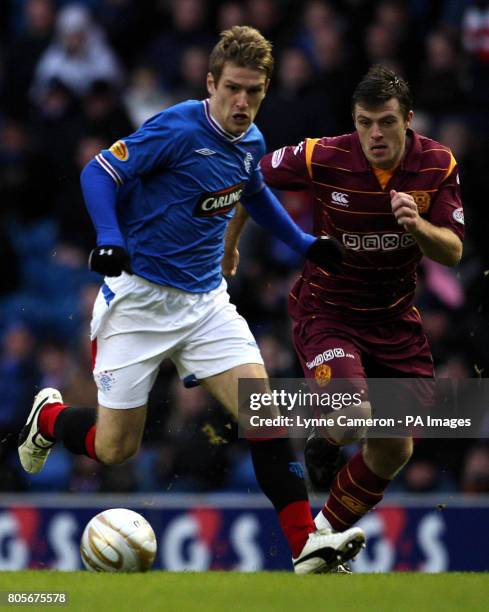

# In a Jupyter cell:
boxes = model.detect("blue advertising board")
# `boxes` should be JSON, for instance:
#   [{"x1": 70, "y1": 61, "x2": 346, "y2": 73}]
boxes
[{"x1": 0, "y1": 494, "x2": 487, "y2": 571}]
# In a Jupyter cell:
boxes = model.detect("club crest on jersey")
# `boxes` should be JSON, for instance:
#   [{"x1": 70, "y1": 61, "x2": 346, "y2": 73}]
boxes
[
  {"x1": 411, "y1": 191, "x2": 431, "y2": 214},
  {"x1": 194, "y1": 182, "x2": 244, "y2": 217},
  {"x1": 109, "y1": 140, "x2": 129, "y2": 161},
  {"x1": 315, "y1": 364, "x2": 332, "y2": 387}
]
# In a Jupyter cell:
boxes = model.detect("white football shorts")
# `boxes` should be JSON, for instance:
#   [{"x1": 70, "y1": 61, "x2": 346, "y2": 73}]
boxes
[{"x1": 90, "y1": 272, "x2": 264, "y2": 408}]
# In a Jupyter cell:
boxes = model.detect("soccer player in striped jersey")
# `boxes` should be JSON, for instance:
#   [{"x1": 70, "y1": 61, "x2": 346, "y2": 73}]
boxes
[
  {"x1": 18, "y1": 26, "x2": 364, "y2": 574},
  {"x1": 248, "y1": 65, "x2": 464, "y2": 535}
]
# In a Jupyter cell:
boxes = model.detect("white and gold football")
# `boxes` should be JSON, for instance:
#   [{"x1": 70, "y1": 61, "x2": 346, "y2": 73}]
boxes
[{"x1": 80, "y1": 508, "x2": 157, "y2": 572}]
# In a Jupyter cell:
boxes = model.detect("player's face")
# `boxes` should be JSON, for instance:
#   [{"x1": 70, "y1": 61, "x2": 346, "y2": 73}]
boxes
[
  {"x1": 207, "y1": 62, "x2": 269, "y2": 135},
  {"x1": 354, "y1": 98, "x2": 413, "y2": 170}
]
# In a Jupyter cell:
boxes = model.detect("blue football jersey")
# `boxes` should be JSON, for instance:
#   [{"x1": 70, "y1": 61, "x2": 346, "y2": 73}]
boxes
[{"x1": 95, "y1": 99, "x2": 266, "y2": 292}]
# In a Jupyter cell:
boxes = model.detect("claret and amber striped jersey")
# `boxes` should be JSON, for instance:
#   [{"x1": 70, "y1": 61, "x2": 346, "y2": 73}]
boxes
[{"x1": 260, "y1": 129, "x2": 464, "y2": 322}]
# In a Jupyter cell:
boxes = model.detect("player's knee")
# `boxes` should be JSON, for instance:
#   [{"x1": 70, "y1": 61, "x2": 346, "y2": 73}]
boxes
[
  {"x1": 393, "y1": 437, "x2": 414, "y2": 467},
  {"x1": 365, "y1": 437, "x2": 413, "y2": 475},
  {"x1": 329, "y1": 401, "x2": 372, "y2": 445},
  {"x1": 96, "y1": 441, "x2": 140, "y2": 466}
]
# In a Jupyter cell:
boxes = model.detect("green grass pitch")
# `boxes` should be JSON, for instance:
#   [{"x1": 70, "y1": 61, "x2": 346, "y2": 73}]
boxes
[{"x1": 1, "y1": 572, "x2": 487, "y2": 611}]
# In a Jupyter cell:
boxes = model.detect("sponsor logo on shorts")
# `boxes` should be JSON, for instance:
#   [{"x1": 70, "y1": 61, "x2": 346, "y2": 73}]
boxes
[
  {"x1": 341, "y1": 495, "x2": 369, "y2": 514},
  {"x1": 315, "y1": 364, "x2": 332, "y2": 387},
  {"x1": 306, "y1": 348, "x2": 354, "y2": 370},
  {"x1": 331, "y1": 191, "x2": 349, "y2": 206},
  {"x1": 453, "y1": 207, "x2": 464, "y2": 225},
  {"x1": 109, "y1": 140, "x2": 129, "y2": 161},
  {"x1": 271, "y1": 147, "x2": 286, "y2": 167},
  {"x1": 411, "y1": 191, "x2": 431, "y2": 213},
  {"x1": 194, "y1": 182, "x2": 244, "y2": 217}
]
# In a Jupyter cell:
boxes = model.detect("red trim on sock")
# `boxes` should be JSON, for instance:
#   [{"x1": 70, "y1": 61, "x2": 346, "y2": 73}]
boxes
[
  {"x1": 38, "y1": 402, "x2": 68, "y2": 439},
  {"x1": 278, "y1": 500, "x2": 315, "y2": 558},
  {"x1": 84, "y1": 425, "x2": 98, "y2": 460},
  {"x1": 91, "y1": 339, "x2": 98, "y2": 370}
]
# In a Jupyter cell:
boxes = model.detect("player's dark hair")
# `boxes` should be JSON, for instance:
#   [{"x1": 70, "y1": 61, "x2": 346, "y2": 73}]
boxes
[
  {"x1": 352, "y1": 65, "x2": 413, "y2": 118},
  {"x1": 209, "y1": 25, "x2": 274, "y2": 83}
]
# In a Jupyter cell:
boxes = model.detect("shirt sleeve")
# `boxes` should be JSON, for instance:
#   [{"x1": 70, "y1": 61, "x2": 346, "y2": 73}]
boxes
[
  {"x1": 427, "y1": 157, "x2": 465, "y2": 242},
  {"x1": 260, "y1": 139, "x2": 313, "y2": 190},
  {"x1": 95, "y1": 112, "x2": 186, "y2": 185}
]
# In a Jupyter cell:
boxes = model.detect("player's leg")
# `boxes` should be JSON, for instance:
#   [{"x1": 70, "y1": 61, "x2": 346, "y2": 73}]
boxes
[
  {"x1": 19, "y1": 331, "x2": 159, "y2": 472},
  {"x1": 363, "y1": 437, "x2": 413, "y2": 479},
  {"x1": 317, "y1": 313, "x2": 435, "y2": 531},
  {"x1": 173, "y1": 282, "x2": 365, "y2": 571},
  {"x1": 18, "y1": 386, "x2": 148, "y2": 472},
  {"x1": 316, "y1": 438, "x2": 410, "y2": 533},
  {"x1": 202, "y1": 363, "x2": 365, "y2": 572},
  {"x1": 94, "y1": 404, "x2": 147, "y2": 464},
  {"x1": 292, "y1": 316, "x2": 367, "y2": 491},
  {"x1": 201, "y1": 363, "x2": 316, "y2": 558}
]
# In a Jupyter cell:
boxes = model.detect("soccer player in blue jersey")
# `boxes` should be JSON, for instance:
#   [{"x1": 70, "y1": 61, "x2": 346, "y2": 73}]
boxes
[{"x1": 18, "y1": 26, "x2": 364, "y2": 573}]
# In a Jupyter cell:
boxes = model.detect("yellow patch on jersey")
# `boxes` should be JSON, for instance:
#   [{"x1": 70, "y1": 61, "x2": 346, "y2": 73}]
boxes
[
  {"x1": 411, "y1": 191, "x2": 431, "y2": 214},
  {"x1": 315, "y1": 364, "x2": 332, "y2": 387},
  {"x1": 109, "y1": 140, "x2": 129, "y2": 161}
]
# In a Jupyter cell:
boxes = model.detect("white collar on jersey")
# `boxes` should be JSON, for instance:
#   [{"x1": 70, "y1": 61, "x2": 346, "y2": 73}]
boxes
[{"x1": 203, "y1": 99, "x2": 250, "y2": 143}]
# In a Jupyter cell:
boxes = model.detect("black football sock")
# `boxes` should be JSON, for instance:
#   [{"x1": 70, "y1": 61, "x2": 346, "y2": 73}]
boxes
[{"x1": 53, "y1": 406, "x2": 97, "y2": 458}]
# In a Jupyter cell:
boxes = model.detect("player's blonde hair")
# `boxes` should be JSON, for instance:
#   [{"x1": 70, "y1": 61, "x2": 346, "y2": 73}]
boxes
[{"x1": 209, "y1": 26, "x2": 274, "y2": 83}]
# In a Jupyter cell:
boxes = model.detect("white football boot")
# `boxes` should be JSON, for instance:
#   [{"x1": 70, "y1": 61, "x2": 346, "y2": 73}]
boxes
[
  {"x1": 18, "y1": 388, "x2": 62, "y2": 474},
  {"x1": 314, "y1": 510, "x2": 352, "y2": 573},
  {"x1": 292, "y1": 526, "x2": 365, "y2": 574}
]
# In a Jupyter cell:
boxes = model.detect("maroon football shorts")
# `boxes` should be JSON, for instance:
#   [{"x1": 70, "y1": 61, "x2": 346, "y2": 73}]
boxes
[{"x1": 292, "y1": 306, "x2": 434, "y2": 413}]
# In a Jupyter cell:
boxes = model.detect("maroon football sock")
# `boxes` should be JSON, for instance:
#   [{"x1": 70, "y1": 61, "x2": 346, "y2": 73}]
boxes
[{"x1": 322, "y1": 450, "x2": 390, "y2": 531}]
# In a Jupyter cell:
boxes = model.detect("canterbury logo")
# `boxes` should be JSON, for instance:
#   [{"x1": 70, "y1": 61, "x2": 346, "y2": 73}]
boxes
[
  {"x1": 341, "y1": 495, "x2": 369, "y2": 514},
  {"x1": 331, "y1": 191, "x2": 349, "y2": 205}
]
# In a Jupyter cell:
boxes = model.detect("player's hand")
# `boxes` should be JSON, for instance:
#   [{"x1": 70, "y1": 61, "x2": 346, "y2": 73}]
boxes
[
  {"x1": 88, "y1": 245, "x2": 132, "y2": 277},
  {"x1": 305, "y1": 235, "x2": 344, "y2": 274},
  {"x1": 221, "y1": 247, "x2": 240, "y2": 277},
  {"x1": 390, "y1": 189, "x2": 420, "y2": 233}
]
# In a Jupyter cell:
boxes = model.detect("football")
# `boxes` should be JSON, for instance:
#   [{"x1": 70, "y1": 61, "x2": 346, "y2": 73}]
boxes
[{"x1": 80, "y1": 508, "x2": 157, "y2": 572}]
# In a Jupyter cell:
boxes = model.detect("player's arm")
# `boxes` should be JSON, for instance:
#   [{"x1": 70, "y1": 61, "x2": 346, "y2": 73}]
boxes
[
  {"x1": 80, "y1": 160, "x2": 131, "y2": 276},
  {"x1": 222, "y1": 203, "x2": 249, "y2": 276},
  {"x1": 81, "y1": 114, "x2": 177, "y2": 276},
  {"x1": 391, "y1": 177, "x2": 463, "y2": 267},
  {"x1": 241, "y1": 185, "x2": 344, "y2": 273}
]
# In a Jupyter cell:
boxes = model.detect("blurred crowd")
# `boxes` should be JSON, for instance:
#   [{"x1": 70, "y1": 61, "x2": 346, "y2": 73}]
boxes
[{"x1": 0, "y1": 0, "x2": 488, "y2": 496}]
